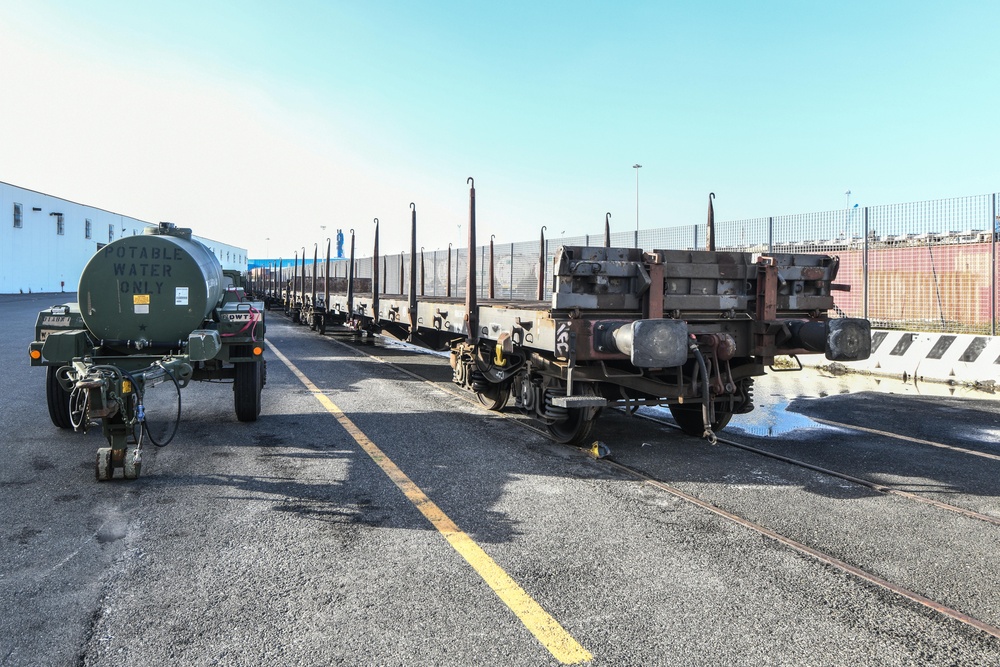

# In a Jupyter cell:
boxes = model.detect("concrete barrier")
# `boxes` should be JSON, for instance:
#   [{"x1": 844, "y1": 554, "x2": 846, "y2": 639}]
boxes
[{"x1": 799, "y1": 329, "x2": 1000, "y2": 387}]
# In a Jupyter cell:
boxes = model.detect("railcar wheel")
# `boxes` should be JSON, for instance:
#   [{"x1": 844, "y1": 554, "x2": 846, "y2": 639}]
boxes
[
  {"x1": 668, "y1": 404, "x2": 733, "y2": 438},
  {"x1": 234, "y1": 361, "x2": 263, "y2": 422},
  {"x1": 46, "y1": 366, "x2": 73, "y2": 429},
  {"x1": 475, "y1": 382, "x2": 510, "y2": 411},
  {"x1": 95, "y1": 448, "x2": 113, "y2": 481},
  {"x1": 546, "y1": 409, "x2": 596, "y2": 445}
]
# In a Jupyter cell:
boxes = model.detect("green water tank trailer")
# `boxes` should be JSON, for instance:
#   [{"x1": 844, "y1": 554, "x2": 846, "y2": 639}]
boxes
[{"x1": 78, "y1": 223, "x2": 224, "y2": 348}]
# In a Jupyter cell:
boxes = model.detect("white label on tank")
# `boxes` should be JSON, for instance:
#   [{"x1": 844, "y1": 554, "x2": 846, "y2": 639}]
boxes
[
  {"x1": 134, "y1": 304, "x2": 150, "y2": 314},
  {"x1": 175, "y1": 287, "x2": 189, "y2": 306}
]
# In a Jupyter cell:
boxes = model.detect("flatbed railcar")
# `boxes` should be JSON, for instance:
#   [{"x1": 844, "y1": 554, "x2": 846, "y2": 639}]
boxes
[{"x1": 248, "y1": 180, "x2": 871, "y2": 445}]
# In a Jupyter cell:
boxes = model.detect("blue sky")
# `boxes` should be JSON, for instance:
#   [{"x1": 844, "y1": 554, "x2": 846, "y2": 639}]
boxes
[{"x1": 1, "y1": 1, "x2": 997, "y2": 257}]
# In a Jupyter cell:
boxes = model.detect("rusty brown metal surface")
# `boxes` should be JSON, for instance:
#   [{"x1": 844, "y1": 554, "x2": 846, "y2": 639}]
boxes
[
  {"x1": 755, "y1": 256, "x2": 779, "y2": 363},
  {"x1": 756, "y1": 257, "x2": 778, "y2": 321},
  {"x1": 645, "y1": 252, "x2": 664, "y2": 320}
]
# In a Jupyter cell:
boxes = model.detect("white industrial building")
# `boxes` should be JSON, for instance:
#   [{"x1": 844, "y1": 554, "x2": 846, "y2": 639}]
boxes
[{"x1": 0, "y1": 181, "x2": 247, "y2": 294}]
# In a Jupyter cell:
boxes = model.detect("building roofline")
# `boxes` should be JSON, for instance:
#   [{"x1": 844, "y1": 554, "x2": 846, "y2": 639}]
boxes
[{"x1": 0, "y1": 179, "x2": 239, "y2": 250}]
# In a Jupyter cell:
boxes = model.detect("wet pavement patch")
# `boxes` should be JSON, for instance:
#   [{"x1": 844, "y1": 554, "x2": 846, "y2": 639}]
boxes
[{"x1": 726, "y1": 401, "x2": 831, "y2": 438}]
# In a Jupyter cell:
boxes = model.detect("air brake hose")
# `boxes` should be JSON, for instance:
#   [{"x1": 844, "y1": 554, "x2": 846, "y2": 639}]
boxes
[{"x1": 689, "y1": 338, "x2": 717, "y2": 445}]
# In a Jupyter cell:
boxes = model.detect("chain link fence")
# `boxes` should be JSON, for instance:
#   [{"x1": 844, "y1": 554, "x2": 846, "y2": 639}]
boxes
[{"x1": 269, "y1": 192, "x2": 1000, "y2": 335}]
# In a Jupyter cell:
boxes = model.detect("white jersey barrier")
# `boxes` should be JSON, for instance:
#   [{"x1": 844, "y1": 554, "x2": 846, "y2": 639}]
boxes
[{"x1": 800, "y1": 329, "x2": 1000, "y2": 386}]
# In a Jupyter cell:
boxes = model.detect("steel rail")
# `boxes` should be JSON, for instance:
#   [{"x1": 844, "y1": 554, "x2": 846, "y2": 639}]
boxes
[
  {"x1": 631, "y1": 412, "x2": 1000, "y2": 529},
  {"x1": 809, "y1": 417, "x2": 1000, "y2": 463},
  {"x1": 598, "y1": 456, "x2": 1000, "y2": 642}
]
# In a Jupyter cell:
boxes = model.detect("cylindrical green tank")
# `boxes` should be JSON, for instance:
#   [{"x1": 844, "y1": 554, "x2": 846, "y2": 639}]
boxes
[{"x1": 78, "y1": 223, "x2": 224, "y2": 349}]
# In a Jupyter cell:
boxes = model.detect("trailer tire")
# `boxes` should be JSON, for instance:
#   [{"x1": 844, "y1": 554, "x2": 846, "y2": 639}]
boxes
[
  {"x1": 234, "y1": 361, "x2": 263, "y2": 422},
  {"x1": 95, "y1": 447, "x2": 113, "y2": 481},
  {"x1": 46, "y1": 366, "x2": 73, "y2": 429}
]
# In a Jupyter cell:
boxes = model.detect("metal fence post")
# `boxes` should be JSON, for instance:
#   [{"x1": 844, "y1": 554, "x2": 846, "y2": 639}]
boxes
[
  {"x1": 510, "y1": 243, "x2": 514, "y2": 299},
  {"x1": 693, "y1": 225, "x2": 699, "y2": 250},
  {"x1": 863, "y1": 207, "x2": 869, "y2": 321},
  {"x1": 768, "y1": 217, "x2": 773, "y2": 254},
  {"x1": 992, "y1": 193, "x2": 997, "y2": 336},
  {"x1": 544, "y1": 238, "x2": 550, "y2": 298}
]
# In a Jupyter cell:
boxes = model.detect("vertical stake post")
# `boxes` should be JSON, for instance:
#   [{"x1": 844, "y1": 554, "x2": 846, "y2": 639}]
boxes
[
  {"x1": 372, "y1": 218, "x2": 380, "y2": 323},
  {"x1": 409, "y1": 203, "x2": 418, "y2": 340},
  {"x1": 537, "y1": 226, "x2": 546, "y2": 301},
  {"x1": 466, "y1": 178, "x2": 478, "y2": 342}
]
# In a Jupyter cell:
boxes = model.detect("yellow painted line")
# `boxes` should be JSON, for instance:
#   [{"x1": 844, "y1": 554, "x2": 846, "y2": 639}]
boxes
[{"x1": 267, "y1": 340, "x2": 592, "y2": 665}]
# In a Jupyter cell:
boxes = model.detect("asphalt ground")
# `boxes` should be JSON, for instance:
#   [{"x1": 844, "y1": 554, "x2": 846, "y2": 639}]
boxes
[{"x1": 2, "y1": 294, "x2": 1000, "y2": 666}]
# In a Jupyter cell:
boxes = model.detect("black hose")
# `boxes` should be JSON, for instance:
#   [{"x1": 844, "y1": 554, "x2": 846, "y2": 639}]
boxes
[
  {"x1": 144, "y1": 365, "x2": 181, "y2": 447},
  {"x1": 690, "y1": 342, "x2": 717, "y2": 444}
]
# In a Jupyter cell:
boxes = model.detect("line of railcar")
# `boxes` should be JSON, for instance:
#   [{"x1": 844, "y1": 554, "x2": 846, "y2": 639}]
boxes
[{"x1": 248, "y1": 179, "x2": 872, "y2": 445}]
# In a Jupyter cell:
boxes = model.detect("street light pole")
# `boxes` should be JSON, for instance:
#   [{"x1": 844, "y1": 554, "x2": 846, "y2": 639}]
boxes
[{"x1": 633, "y1": 164, "x2": 642, "y2": 248}]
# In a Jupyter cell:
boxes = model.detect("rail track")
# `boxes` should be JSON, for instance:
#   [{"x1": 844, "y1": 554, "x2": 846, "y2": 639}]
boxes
[
  {"x1": 285, "y1": 315, "x2": 1000, "y2": 643},
  {"x1": 807, "y1": 417, "x2": 1000, "y2": 462},
  {"x1": 634, "y1": 412, "x2": 1000, "y2": 528}
]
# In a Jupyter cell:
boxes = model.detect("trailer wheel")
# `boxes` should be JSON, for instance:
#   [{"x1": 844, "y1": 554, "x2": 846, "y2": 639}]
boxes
[
  {"x1": 46, "y1": 366, "x2": 73, "y2": 429},
  {"x1": 234, "y1": 361, "x2": 263, "y2": 422},
  {"x1": 123, "y1": 447, "x2": 142, "y2": 479},
  {"x1": 95, "y1": 447, "x2": 113, "y2": 481},
  {"x1": 668, "y1": 404, "x2": 733, "y2": 438}
]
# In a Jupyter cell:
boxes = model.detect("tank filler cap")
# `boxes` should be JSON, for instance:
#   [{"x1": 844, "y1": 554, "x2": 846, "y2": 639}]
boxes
[{"x1": 145, "y1": 222, "x2": 193, "y2": 240}]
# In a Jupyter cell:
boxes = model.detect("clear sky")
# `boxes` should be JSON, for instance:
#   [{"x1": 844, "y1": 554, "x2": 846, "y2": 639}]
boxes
[{"x1": 1, "y1": 1, "x2": 998, "y2": 257}]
